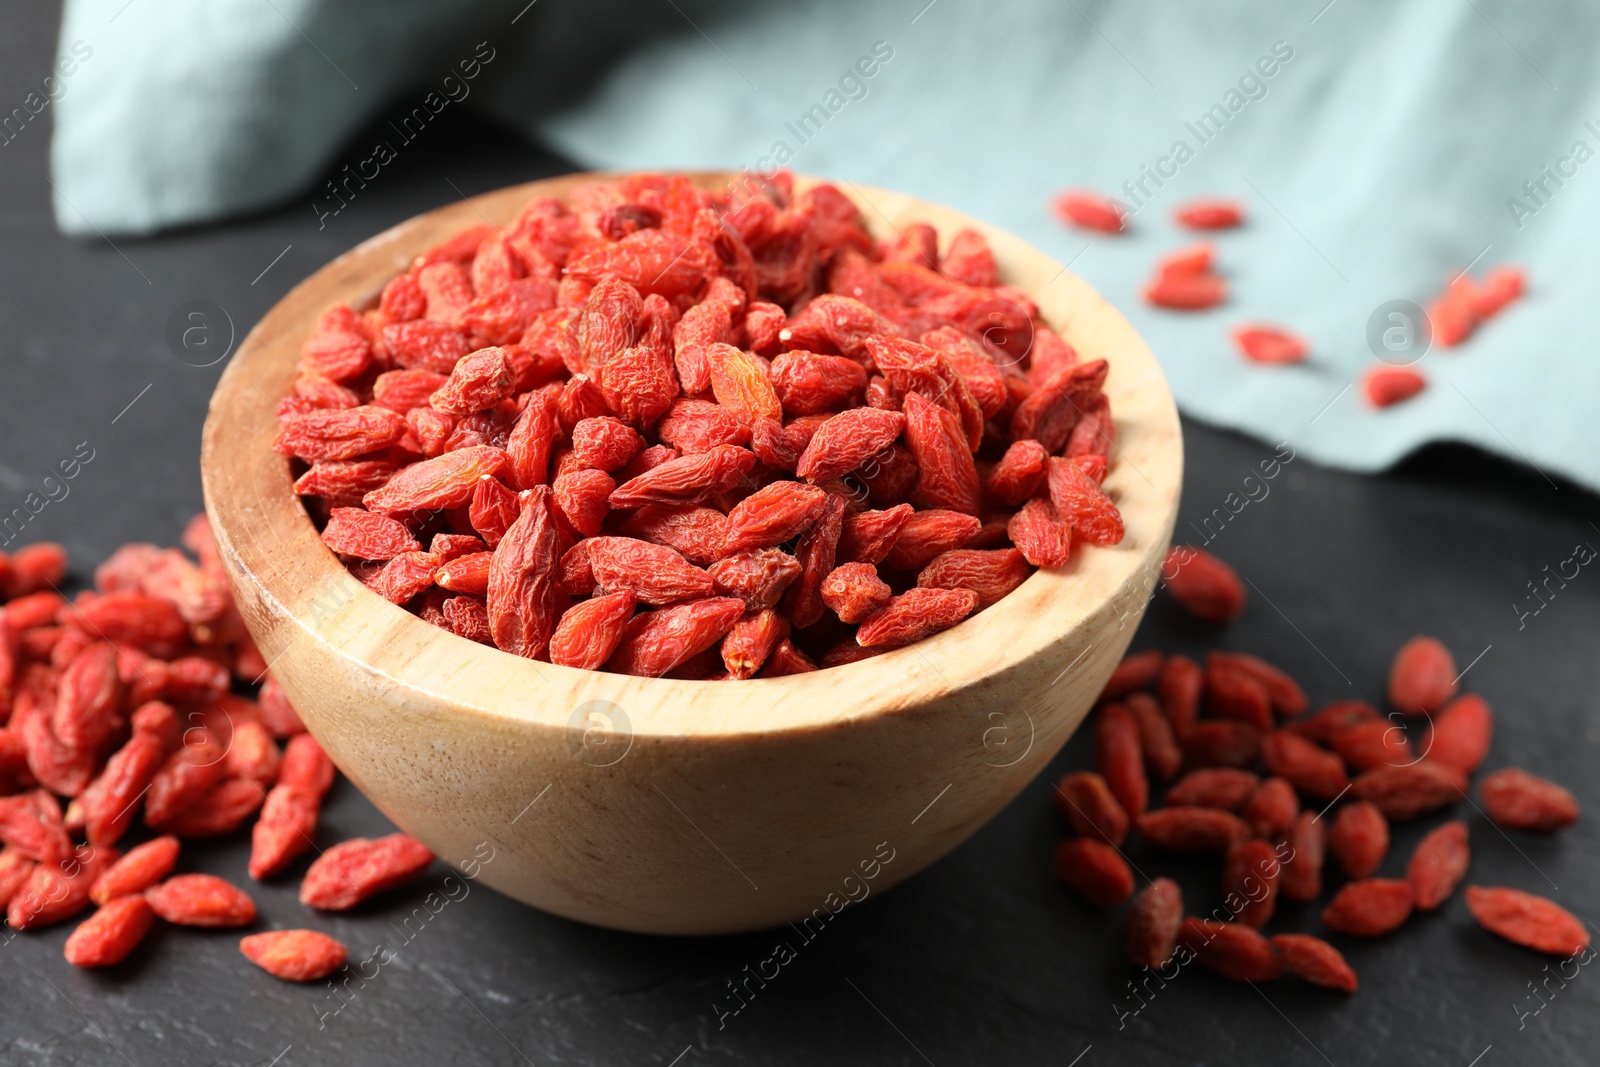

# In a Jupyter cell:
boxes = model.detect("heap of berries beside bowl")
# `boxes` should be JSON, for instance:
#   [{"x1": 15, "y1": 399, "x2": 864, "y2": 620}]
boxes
[{"x1": 275, "y1": 171, "x2": 1126, "y2": 679}]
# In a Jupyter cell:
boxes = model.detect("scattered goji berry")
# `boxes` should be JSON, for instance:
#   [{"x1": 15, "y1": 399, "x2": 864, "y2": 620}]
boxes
[
  {"x1": 1465, "y1": 886, "x2": 1588, "y2": 956},
  {"x1": 91, "y1": 835, "x2": 180, "y2": 905},
  {"x1": 1100, "y1": 649, "x2": 1164, "y2": 700},
  {"x1": 1480, "y1": 768, "x2": 1579, "y2": 832},
  {"x1": 1232, "y1": 325, "x2": 1307, "y2": 365},
  {"x1": 240, "y1": 929, "x2": 349, "y2": 982},
  {"x1": 1406, "y1": 820, "x2": 1469, "y2": 911},
  {"x1": 1424, "y1": 694, "x2": 1492, "y2": 774},
  {"x1": 1125, "y1": 692, "x2": 1183, "y2": 783},
  {"x1": 1243, "y1": 776, "x2": 1299, "y2": 841},
  {"x1": 1272, "y1": 934, "x2": 1356, "y2": 993},
  {"x1": 1280, "y1": 811, "x2": 1327, "y2": 902},
  {"x1": 1387, "y1": 636, "x2": 1457, "y2": 715},
  {"x1": 1095, "y1": 702, "x2": 1148, "y2": 818},
  {"x1": 1179, "y1": 917, "x2": 1284, "y2": 981},
  {"x1": 1351, "y1": 761, "x2": 1465, "y2": 821},
  {"x1": 64, "y1": 894, "x2": 155, "y2": 968},
  {"x1": 1051, "y1": 190, "x2": 1127, "y2": 233},
  {"x1": 1362, "y1": 365, "x2": 1427, "y2": 408},
  {"x1": 147, "y1": 873, "x2": 258, "y2": 927},
  {"x1": 1173, "y1": 198, "x2": 1246, "y2": 229},
  {"x1": 300, "y1": 833, "x2": 435, "y2": 911},
  {"x1": 1126, "y1": 877, "x2": 1183, "y2": 969},
  {"x1": 1054, "y1": 771, "x2": 1130, "y2": 847},
  {"x1": 1166, "y1": 768, "x2": 1258, "y2": 811},
  {"x1": 1055, "y1": 838, "x2": 1134, "y2": 908},
  {"x1": 1322, "y1": 878, "x2": 1414, "y2": 936},
  {"x1": 1329, "y1": 800, "x2": 1389, "y2": 879},
  {"x1": 1162, "y1": 547, "x2": 1244, "y2": 622},
  {"x1": 1137, "y1": 807, "x2": 1251, "y2": 851},
  {"x1": 1224, "y1": 837, "x2": 1281, "y2": 928}
]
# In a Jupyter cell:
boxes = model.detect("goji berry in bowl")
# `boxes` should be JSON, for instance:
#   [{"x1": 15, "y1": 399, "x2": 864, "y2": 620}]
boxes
[{"x1": 201, "y1": 172, "x2": 1182, "y2": 934}]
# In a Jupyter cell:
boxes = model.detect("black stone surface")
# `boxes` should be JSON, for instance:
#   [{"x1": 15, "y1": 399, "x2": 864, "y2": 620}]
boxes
[{"x1": 2, "y1": 7, "x2": 1598, "y2": 1065}]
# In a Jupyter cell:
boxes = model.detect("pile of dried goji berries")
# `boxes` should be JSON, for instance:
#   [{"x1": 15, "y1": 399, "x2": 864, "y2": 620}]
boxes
[
  {"x1": 1053, "y1": 542, "x2": 1585, "y2": 991},
  {"x1": 1052, "y1": 189, "x2": 1527, "y2": 409},
  {"x1": 278, "y1": 171, "x2": 1124, "y2": 678},
  {"x1": 0, "y1": 529, "x2": 435, "y2": 979}
]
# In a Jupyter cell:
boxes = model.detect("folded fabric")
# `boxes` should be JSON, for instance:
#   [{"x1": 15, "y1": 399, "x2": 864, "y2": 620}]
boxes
[{"x1": 51, "y1": 0, "x2": 1600, "y2": 489}]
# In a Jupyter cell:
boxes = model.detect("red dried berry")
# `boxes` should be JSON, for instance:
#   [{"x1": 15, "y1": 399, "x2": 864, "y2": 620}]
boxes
[
  {"x1": 1321, "y1": 878, "x2": 1414, "y2": 937},
  {"x1": 1262, "y1": 731, "x2": 1350, "y2": 802},
  {"x1": 1183, "y1": 720, "x2": 1263, "y2": 770},
  {"x1": 1166, "y1": 768, "x2": 1259, "y2": 811},
  {"x1": 820, "y1": 563, "x2": 892, "y2": 624},
  {"x1": 1272, "y1": 934, "x2": 1356, "y2": 993},
  {"x1": 1480, "y1": 768, "x2": 1579, "y2": 833},
  {"x1": 855, "y1": 587, "x2": 978, "y2": 649},
  {"x1": 1203, "y1": 660, "x2": 1273, "y2": 730},
  {"x1": 91, "y1": 835, "x2": 181, "y2": 905},
  {"x1": 1328, "y1": 800, "x2": 1389, "y2": 879},
  {"x1": 1424, "y1": 694, "x2": 1492, "y2": 774},
  {"x1": 1232, "y1": 324, "x2": 1307, "y2": 365},
  {"x1": 1465, "y1": 886, "x2": 1589, "y2": 956},
  {"x1": 1387, "y1": 636, "x2": 1457, "y2": 715},
  {"x1": 1125, "y1": 692, "x2": 1183, "y2": 783},
  {"x1": 1362, "y1": 365, "x2": 1426, "y2": 407},
  {"x1": 65, "y1": 894, "x2": 155, "y2": 968},
  {"x1": 300, "y1": 833, "x2": 435, "y2": 911},
  {"x1": 1051, "y1": 190, "x2": 1126, "y2": 233},
  {"x1": 1223, "y1": 837, "x2": 1281, "y2": 928},
  {"x1": 1173, "y1": 198, "x2": 1246, "y2": 230},
  {"x1": 1046, "y1": 455, "x2": 1123, "y2": 546},
  {"x1": 1280, "y1": 811, "x2": 1327, "y2": 902},
  {"x1": 1100, "y1": 649, "x2": 1164, "y2": 700},
  {"x1": 1094, "y1": 702, "x2": 1148, "y2": 818},
  {"x1": 146, "y1": 873, "x2": 258, "y2": 927},
  {"x1": 606, "y1": 597, "x2": 746, "y2": 678},
  {"x1": 241, "y1": 929, "x2": 350, "y2": 982},
  {"x1": 1054, "y1": 838, "x2": 1134, "y2": 908},
  {"x1": 1242, "y1": 777, "x2": 1299, "y2": 841},
  {"x1": 1126, "y1": 877, "x2": 1183, "y2": 969},
  {"x1": 1157, "y1": 654, "x2": 1202, "y2": 738},
  {"x1": 1351, "y1": 761, "x2": 1466, "y2": 821},
  {"x1": 1406, "y1": 820, "x2": 1469, "y2": 911},
  {"x1": 1162, "y1": 547, "x2": 1245, "y2": 622},
  {"x1": 1054, "y1": 771, "x2": 1130, "y2": 847},
  {"x1": 1178, "y1": 918, "x2": 1285, "y2": 982},
  {"x1": 1144, "y1": 272, "x2": 1226, "y2": 310},
  {"x1": 1137, "y1": 807, "x2": 1251, "y2": 852}
]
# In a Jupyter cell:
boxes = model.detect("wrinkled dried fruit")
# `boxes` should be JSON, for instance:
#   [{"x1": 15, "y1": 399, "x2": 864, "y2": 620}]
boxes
[
  {"x1": 1137, "y1": 807, "x2": 1250, "y2": 852},
  {"x1": 91, "y1": 835, "x2": 180, "y2": 905},
  {"x1": 1223, "y1": 838, "x2": 1281, "y2": 928},
  {"x1": 1163, "y1": 547, "x2": 1245, "y2": 622},
  {"x1": 1406, "y1": 820, "x2": 1469, "y2": 910},
  {"x1": 1387, "y1": 636, "x2": 1457, "y2": 715},
  {"x1": 1465, "y1": 886, "x2": 1588, "y2": 956},
  {"x1": 146, "y1": 873, "x2": 258, "y2": 927},
  {"x1": 1480, "y1": 768, "x2": 1579, "y2": 833},
  {"x1": 1272, "y1": 934, "x2": 1356, "y2": 993},
  {"x1": 1178, "y1": 917, "x2": 1284, "y2": 981},
  {"x1": 300, "y1": 833, "x2": 435, "y2": 911},
  {"x1": 1094, "y1": 703, "x2": 1148, "y2": 818},
  {"x1": 241, "y1": 929, "x2": 350, "y2": 982},
  {"x1": 1329, "y1": 801, "x2": 1389, "y2": 879},
  {"x1": 1054, "y1": 771, "x2": 1129, "y2": 847},
  {"x1": 1126, "y1": 877, "x2": 1182, "y2": 969},
  {"x1": 1321, "y1": 878, "x2": 1414, "y2": 937},
  {"x1": 65, "y1": 894, "x2": 155, "y2": 968},
  {"x1": 1054, "y1": 838, "x2": 1134, "y2": 908},
  {"x1": 1280, "y1": 811, "x2": 1327, "y2": 902},
  {"x1": 1351, "y1": 761, "x2": 1465, "y2": 821},
  {"x1": 1166, "y1": 768, "x2": 1258, "y2": 811}
]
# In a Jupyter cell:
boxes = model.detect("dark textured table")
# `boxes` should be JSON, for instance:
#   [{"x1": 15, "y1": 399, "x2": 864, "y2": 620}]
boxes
[{"x1": 3, "y1": 8, "x2": 1598, "y2": 1066}]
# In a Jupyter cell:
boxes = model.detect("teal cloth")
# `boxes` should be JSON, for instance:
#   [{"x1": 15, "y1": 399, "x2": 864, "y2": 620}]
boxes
[{"x1": 52, "y1": 0, "x2": 1600, "y2": 488}]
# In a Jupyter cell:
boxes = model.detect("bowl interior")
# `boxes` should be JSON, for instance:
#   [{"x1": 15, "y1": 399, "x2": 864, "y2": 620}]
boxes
[{"x1": 201, "y1": 172, "x2": 1182, "y2": 741}]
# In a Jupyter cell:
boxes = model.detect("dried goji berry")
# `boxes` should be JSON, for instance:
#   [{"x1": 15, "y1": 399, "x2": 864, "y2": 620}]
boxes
[
  {"x1": 1182, "y1": 720, "x2": 1262, "y2": 770},
  {"x1": 1329, "y1": 717, "x2": 1412, "y2": 773},
  {"x1": 606, "y1": 597, "x2": 746, "y2": 677},
  {"x1": 1054, "y1": 771, "x2": 1129, "y2": 846},
  {"x1": 65, "y1": 894, "x2": 155, "y2": 968},
  {"x1": 7, "y1": 844, "x2": 113, "y2": 929},
  {"x1": 1174, "y1": 198, "x2": 1246, "y2": 230},
  {"x1": 587, "y1": 537, "x2": 714, "y2": 606},
  {"x1": 1178, "y1": 917, "x2": 1284, "y2": 981},
  {"x1": 820, "y1": 563, "x2": 891, "y2": 624},
  {"x1": 362, "y1": 446, "x2": 507, "y2": 513},
  {"x1": 1465, "y1": 885, "x2": 1588, "y2": 956},
  {"x1": 1203, "y1": 659, "x2": 1273, "y2": 730},
  {"x1": 1272, "y1": 934, "x2": 1356, "y2": 993},
  {"x1": 1224, "y1": 837, "x2": 1281, "y2": 928},
  {"x1": 836, "y1": 504, "x2": 914, "y2": 567},
  {"x1": 1101, "y1": 649, "x2": 1164, "y2": 700},
  {"x1": 1125, "y1": 692, "x2": 1183, "y2": 783},
  {"x1": 1423, "y1": 693, "x2": 1492, "y2": 774},
  {"x1": 1351, "y1": 761, "x2": 1465, "y2": 820},
  {"x1": 1126, "y1": 877, "x2": 1182, "y2": 969},
  {"x1": 1157, "y1": 654, "x2": 1202, "y2": 738},
  {"x1": 855, "y1": 587, "x2": 977, "y2": 649},
  {"x1": 300, "y1": 833, "x2": 434, "y2": 911},
  {"x1": 1051, "y1": 190, "x2": 1126, "y2": 233},
  {"x1": 1262, "y1": 731, "x2": 1350, "y2": 802},
  {"x1": 1387, "y1": 636, "x2": 1457, "y2": 715},
  {"x1": 241, "y1": 929, "x2": 349, "y2": 982},
  {"x1": 780, "y1": 494, "x2": 846, "y2": 629},
  {"x1": 1166, "y1": 768, "x2": 1259, "y2": 811},
  {"x1": 1162, "y1": 547, "x2": 1244, "y2": 622},
  {"x1": 147, "y1": 872, "x2": 257, "y2": 926},
  {"x1": 1480, "y1": 768, "x2": 1579, "y2": 832},
  {"x1": 1406, "y1": 819, "x2": 1469, "y2": 911},
  {"x1": 1138, "y1": 807, "x2": 1250, "y2": 852},
  {"x1": 1362, "y1": 365, "x2": 1427, "y2": 407},
  {"x1": 1232, "y1": 325, "x2": 1307, "y2": 365},
  {"x1": 1280, "y1": 811, "x2": 1327, "y2": 902},
  {"x1": 1054, "y1": 838, "x2": 1134, "y2": 908},
  {"x1": 882, "y1": 510, "x2": 981, "y2": 572},
  {"x1": 155, "y1": 778, "x2": 266, "y2": 839},
  {"x1": 1012, "y1": 361, "x2": 1108, "y2": 455},
  {"x1": 722, "y1": 482, "x2": 829, "y2": 553},
  {"x1": 1243, "y1": 777, "x2": 1299, "y2": 841},
  {"x1": 721, "y1": 609, "x2": 788, "y2": 680},
  {"x1": 549, "y1": 591, "x2": 637, "y2": 671},
  {"x1": 916, "y1": 547, "x2": 1030, "y2": 610},
  {"x1": 486, "y1": 487, "x2": 565, "y2": 659},
  {"x1": 1329, "y1": 800, "x2": 1389, "y2": 879},
  {"x1": 1144, "y1": 273, "x2": 1226, "y2": 310},
  {"x1": 1322, "y1": 878, "x2": 1414, "y2": 936},
  {"x1": 91, "y1": 835, "x2": 180, "y2": 904}
]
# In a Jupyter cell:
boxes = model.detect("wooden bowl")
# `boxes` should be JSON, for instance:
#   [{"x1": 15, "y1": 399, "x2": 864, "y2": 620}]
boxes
[{"x1": 201, "y1": 172, "x2": 1182, "y2": 935}]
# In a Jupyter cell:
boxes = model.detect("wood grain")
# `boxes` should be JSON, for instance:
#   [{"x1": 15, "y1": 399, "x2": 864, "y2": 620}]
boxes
[{"x1": 200, "y1": 172, "x2": 1183, "y2": 934}]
